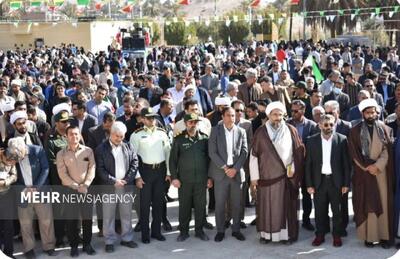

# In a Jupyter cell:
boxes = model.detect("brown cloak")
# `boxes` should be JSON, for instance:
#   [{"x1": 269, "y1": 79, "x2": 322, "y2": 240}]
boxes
[
  {"x1": 348, "y1": 122, "x2": 394, "y2": 242},
  {"x1": 252, "y1": 124, "x2": 304, "y2": 241}
]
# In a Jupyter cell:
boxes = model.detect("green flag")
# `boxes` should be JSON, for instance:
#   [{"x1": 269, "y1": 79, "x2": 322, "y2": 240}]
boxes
[
  {"x1": 77, "y1": 0, "x2": 89, "y2": 5},
  {"x1": 30, "y1": 0, "x2": 41, "y2": 7},
  {"x1": 338, "y1": 10, "x2": 344, "y2": 16},
  {"x1": 395, "y1": 6, "x2": 399, "y2": 13},
  {"x1": 10, "y1": 1, "x2": 22, "y2": 9},
  {"x1": 305, "y1": 55, "x2": 324, "y2": 83},
  {"x1": 375, "y1": 7, "x2": 381, "y2": 15},
  {"x1": 319, "y1": 11, "x2": 324, "y2": 17}
]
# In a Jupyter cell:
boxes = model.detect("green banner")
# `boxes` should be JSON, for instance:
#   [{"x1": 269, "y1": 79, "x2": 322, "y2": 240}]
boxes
[
  {"x1": 10, "y1": 1, "x2": 22, "y2": 9},
  {"x1": 77, "y1": 0, "x2": 90, "y2": 5}
]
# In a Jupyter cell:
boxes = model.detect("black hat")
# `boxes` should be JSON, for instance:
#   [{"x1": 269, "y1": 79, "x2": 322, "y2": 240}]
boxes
[{"x1": 140, "y1": 107, "x2": 157, "y2": 118}]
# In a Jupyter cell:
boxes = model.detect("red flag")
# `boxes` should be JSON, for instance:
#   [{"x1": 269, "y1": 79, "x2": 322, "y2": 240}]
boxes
[
  {"x1": 120, "y1": 5, "x2": 133, "y2": 13},
  {"x1": 249, "y1": 0, "x2": 260, "y2": 8},
  {"x1": 95, "y1": 2, "x2": 104, "y2": 10},
  {"x1": 291, "y1": 0, "x2": 300, "y2": 4},
  {"x1": 276, "y1": 49, "x2": 287, "y2": 63},
  {"x1": 178, "y1": 0, "x2": 189, "y2": 5}
]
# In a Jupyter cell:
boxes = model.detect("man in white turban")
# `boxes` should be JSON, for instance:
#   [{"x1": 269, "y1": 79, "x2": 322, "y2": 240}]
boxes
[{"x1": 250, "y1": 101, "x2": 305, "y2": 244}]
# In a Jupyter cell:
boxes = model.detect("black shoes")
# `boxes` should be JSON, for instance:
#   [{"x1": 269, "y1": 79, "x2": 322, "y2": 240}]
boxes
[
  {"x1": 151, "y1": 234, "x2": 166, "y2": 241},
  {"x1": 259, "y1": 237, "x2": 270, "y2": 244},
  {"x1": 177, "y1": 233, "x2": 190, "y2": 242},
  {"x1": 214, "y1": 232, "x2": 225, "y2": 242},
  {"x1": 121, "y1": 240, "x2": 138, "y2": 248},
  {"x1": 195, "y1": 231, "x2": 209, "y2": 241},
  {"x1": 44, "y1": 248, "x2": 58, "y2": 256},
  {"x1": 24, "y1": 249, "x2": 36, "y2": 259},
  {"x1": 70, "y1": 247, "x2": 79, "y2": 257},
  {"x1": 232, "y1": 232, "x2": 245, "y2": 241},
  {"x1": 380, "y1": 240, "x2": 391, "y2": 249},
  {"x1": 302, "y1": 222, "x2": 315, "y2": 231},
  {"x1": 83, "y1": 244, "x2": 96, "y2": 255},
  {"x1": 163, "y1": 220, "x2": 173, "y2": 231},
  {"x1": 250, "y1": 219, "x2": 257, "y2": 226},
  {"x1": 364, "y1": 241, "x2": 374, "y2": 248},
  {"x1": 105, "y1": 244, "x2": 114, "y2": 253},
  {"x1": 142, "y1": 238, "x2": 150, "y2": 244}
]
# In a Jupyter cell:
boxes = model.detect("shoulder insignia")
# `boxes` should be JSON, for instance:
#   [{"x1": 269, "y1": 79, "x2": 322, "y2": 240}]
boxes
[
  {"x1": 156, "y1": 127, "x2": 166, "y2": 133},
  {"x1": 134, "y1": 127, "x2": 144, "y2": 133}
]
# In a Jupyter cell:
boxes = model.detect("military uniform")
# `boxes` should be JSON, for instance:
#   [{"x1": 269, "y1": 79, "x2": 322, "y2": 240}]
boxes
[
  {"x1": 169, "y1": 129, "x2": 209, "y2": 235},
  {"x1": 130, "y1": 120, "x2": 171, "y2": 242},
  {"x1": 44, "y1": 111, "x2": 69, "y2": 245}
]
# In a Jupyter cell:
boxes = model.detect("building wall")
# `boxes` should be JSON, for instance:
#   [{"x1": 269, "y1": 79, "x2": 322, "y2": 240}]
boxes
[
  {"x1": 89, "y1": 21, "x2": 132, "y2": 53},
  {"x1": 0, "y1": 22, "x2": 92, "y2": 50}
]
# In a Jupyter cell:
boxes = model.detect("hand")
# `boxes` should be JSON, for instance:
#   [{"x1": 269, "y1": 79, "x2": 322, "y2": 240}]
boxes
[
  {"x1": 341, "y1": 187, "x2": 349, "y2": 194},
  {"x1": 250, "y1": 180, "x2": 258, "y2": 189},
  {"x1": 225, "y1": 168, "x2": 237, "y2": 178},
  {"x1": 172, "y1": 179, "x2": 181, "y2": 188},
  {"x1": 366, "y1": 165, "x2": 379, "y2": 175},
  {"x1": 307, "y1": 187, "x2": 315, "y2": 194},
  {"x1": 207, "y1": 178, "x2": 213, "y2": 189},
  {"x1": 135, "y1": 178, "x2": 145, "y2": 189},
  {"x1": 114, "y1": 179, "x2": 127, "y2": 188},
  {"x1": 78, "y1": 185, "x2": 88, "y2": 194},
  {"x1": 165, "y1": 175, "x2": 171, "y2": 183}
]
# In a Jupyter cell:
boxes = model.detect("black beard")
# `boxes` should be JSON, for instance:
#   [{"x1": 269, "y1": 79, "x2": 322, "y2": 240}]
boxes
[
  {"x1": 365, "y1": 118, "x2": 375, "y2": 125},
  {"x1": 259, "y1": 112, "x2": 267, "y2": 119}
]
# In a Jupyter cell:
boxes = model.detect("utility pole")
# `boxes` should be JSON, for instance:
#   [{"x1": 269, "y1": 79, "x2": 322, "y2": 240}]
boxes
[{"x1": 302, "y1": 0, "x2": 306, "y2": 40}]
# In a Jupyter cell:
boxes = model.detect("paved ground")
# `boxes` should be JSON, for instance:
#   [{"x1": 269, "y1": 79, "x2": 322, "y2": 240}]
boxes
[{"x1": 11, "y1": 189, "x2": 399, "y2": 259}]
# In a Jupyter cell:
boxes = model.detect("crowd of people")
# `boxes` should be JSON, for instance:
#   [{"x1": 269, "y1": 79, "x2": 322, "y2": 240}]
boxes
[{"x1": 0, "y1": 39, "x2": 399, "y2": 258}]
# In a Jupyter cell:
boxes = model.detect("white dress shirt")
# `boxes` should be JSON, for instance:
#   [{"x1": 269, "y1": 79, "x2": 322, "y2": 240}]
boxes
[
  {"x1": 224, "y1": 125, "x2": 234, "y2": 166},
  {"x1": 321, "y1": 135, "x2": 333, "y2": 175},
  {"x1": 19, "y1": 154, "x2": 33, "y2": 187},
  {"x1": 110, "y1": 141, "x2": 126, "y2": 180}
]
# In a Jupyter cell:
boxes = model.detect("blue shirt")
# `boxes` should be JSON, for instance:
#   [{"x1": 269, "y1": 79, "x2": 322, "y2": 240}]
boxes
[
  {"x1": 86, "y1": 100, "x2": 112, "y2": 122},
  {"x1": 220, "y1": 75, "x2": 230, "y2": 94}
]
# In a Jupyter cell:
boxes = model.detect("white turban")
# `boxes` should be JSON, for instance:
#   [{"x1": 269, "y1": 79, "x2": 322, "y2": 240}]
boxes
[
  {"x1": 52, "y1": 102, "x2": 71, "y2": 116},
  {"x1": 358, "y1": 98, "x2": 378, "y2": 112},
  {"x1": 266, "y1": 101, "x2": 286, "y2": 115},
  {"x1": 10, "y1": 111, "x2": 27, "y2": 124},
  {"x1": 10, "y1": 79, "x2": 22, "y2": 87},
  {"x1": 1, "y1": 101, "x2": 15, "y2": 112},
  {"x1": 215, "y1": 96, "x2": 231, "y2": 106}
]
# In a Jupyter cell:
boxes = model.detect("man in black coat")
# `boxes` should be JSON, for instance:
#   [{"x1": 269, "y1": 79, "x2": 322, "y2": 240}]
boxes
[
  {"x1": 287, "y1": 99, "x2": 319, "y2": 231},
  {"x1": 95, "y1": 121, "x2": 139, "y2": 252},
  {"x1": 70, "y1": 100, "x2": 98, "y2": 144},
  {"x1": 139, "y1": 75, "x2": 163, "y2": 107},
  {"x1": 305, "y1": 114, "x2": 351, "y2": 247}
]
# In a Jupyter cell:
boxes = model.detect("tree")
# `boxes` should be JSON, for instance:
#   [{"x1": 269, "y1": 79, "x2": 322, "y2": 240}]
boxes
[
  {"x1": 164, "y1": 20, "x2": 195, "y2": 45},
  {"x1": 218, "y1": 11, "x2": 250, "y2": 44}
]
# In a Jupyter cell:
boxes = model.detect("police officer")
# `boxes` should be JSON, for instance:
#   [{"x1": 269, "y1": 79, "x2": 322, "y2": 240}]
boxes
[
  {"x1": 169, "y1": 113, "x2": 212, "y2": 242},
  {"x1": 130, "y1": 107, "x2": 171, "y2": 244},
  {"x1": 44, "y1": 110, "x2": 69, "y2": 247}
]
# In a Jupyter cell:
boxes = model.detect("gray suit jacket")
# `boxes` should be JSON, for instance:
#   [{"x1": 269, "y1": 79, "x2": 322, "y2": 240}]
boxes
[
  {"x1": 200, "y1": 73, "x2": 220, "y2": 91},
  {"x1": 208, "y1": 123, "x2": 248, "y2": 182}
]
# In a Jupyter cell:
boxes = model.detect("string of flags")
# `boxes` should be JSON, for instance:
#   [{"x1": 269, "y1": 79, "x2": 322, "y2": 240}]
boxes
[{"x1": 6, "y1": 1, "x2": 400, "y2": 25}]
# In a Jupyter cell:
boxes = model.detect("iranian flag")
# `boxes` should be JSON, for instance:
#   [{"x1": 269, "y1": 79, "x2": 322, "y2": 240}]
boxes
[
  {"x1": 249, "y1": 0, "x2": 260, "y2": 8},
  {"x1": 9, "y1": 1, "x2": 23, "y2": 10},
  {"x1": 304, "y1": 55, "x2": 324, "y2": 83}
]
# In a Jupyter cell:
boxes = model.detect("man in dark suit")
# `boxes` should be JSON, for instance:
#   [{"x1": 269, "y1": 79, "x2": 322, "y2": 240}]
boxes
[
  {"x1": 376, "y1": 71, "x2": 395, "y2": 105},
  {"x1": 158, "y1": 66, "x2": 175, "y2": 91},
  {"x1": 139, "y1": 75, "x2": 163, "y2": 107},
  {"x1": 305, "y1": 114, "x2": 351, "y2": 247},
  {"x1": 384, "y1": 83, "x2": 400, "y2": 116},
  {"x1": 95, "y1": 121, "x2": 139, "y2": 253},
  {"x1": 208, "y1": 107, "x2": 248, "y2": 242},
  {"x1": 287, "y1": 99, "x2": 319, "y2": 231},
  {"x1": 324, "y1": 100, "x2": 352, "y2": 236},
  {"x1": 13, "y1": 139, "x2": 57, "y2": 258},
  {"x1": 70, "y1": 100, "x2": 98, "y2": 144},
  {"x1": 322, "y1": 78, "x2": 351, "y2": 120},
  {"x1": 87, "y1": 111, "x2": 116, "y2": 236}
]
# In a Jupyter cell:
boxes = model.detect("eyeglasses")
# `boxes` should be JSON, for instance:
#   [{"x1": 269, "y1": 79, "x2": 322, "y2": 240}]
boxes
[
  {"x1": 325, "y1": 112, "x2": 334, "y2": 115},
  {"x1": 235, "y1": 109, "x2": 244, "y2": 113},
  {"x1": 323, "y1": 123, "x2": 334, "y2": 127},
  {"x1": 291, "y1": 109, "x2": 300, "y2": 113},
  {"x1": 365, "y1": 85, "x2": 373, "y2": 88}
]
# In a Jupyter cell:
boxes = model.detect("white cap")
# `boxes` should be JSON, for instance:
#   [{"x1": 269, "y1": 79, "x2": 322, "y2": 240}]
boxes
[
  {"x1": 1, "y1": 100, "x2": 15, "y2": 112},
  {"x1": 10, "y1": 111, "x2": 27, "y2": 124},
  {"x1": 358, "y1": 98, "x2": 378, "y2": 112},
  {"x1": 52, "y1": 102, "x2": 71, "y2": 116},
  {"x1": 10, "y1": 79, "x2": 22, "y2": 87},
  {"x1": 184, "y1": 85, "x2": 196, "y2": 94},
  {"x1": 266, "y1": 101, "x2": 286, "y2": 115},
  {"x1": 215, "y1": 96, "x2": 231, "y2": 106}
]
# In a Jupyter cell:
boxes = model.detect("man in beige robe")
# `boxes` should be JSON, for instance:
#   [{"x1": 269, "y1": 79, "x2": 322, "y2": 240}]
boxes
[{"x1": 348, "y1": 98, "x2": 394, "y2": 248}]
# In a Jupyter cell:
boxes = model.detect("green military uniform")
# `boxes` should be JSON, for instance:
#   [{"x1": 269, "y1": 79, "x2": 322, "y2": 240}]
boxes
[
  {"x1": 169, "y1": 128, "x2": 209, "y2": 235},
  {"x1": 45, "y1": 128, "x2": 68, "y2": 185}
]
